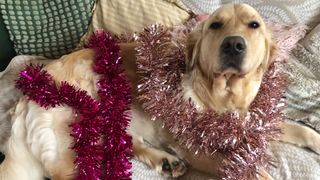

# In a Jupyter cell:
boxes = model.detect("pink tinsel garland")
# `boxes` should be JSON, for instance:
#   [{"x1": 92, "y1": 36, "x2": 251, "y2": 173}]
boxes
[
  {"x1": 16, "y1": 32, "x2": 132, "y2": 180},
  {"x1": 136, "y1": 25, "x2": 287, "y2": 180}
]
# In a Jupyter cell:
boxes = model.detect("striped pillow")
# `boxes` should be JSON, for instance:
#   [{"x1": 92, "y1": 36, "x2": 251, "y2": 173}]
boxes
[{"x1": 88, "y1": 0, "x2": 190, "y2": 35}]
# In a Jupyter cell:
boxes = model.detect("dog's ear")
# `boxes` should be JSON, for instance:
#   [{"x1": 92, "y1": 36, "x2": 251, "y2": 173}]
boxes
[
  {"x1": 261, "y1": 30, "x2": 277, "y2": 71},
  {"x1": 186, "y1": 23, "x2": 204, "y2": 71}
]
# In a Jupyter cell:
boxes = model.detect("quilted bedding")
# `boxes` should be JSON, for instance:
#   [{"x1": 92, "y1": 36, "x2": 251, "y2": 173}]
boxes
[
  {"x1": 1, "y1": 0, "x2": 320, "y2": 179},
  {"x1": 1, "y1": 26, "x2": 319, "y2": 180}
]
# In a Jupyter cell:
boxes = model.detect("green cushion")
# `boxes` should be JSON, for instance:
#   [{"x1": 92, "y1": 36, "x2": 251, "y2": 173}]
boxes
[
  {"x1": 0, "y1": 0, "x2": 94, "y2": 59},
  {"x1": 0, "y1": 12, "x2": 15, "y2": 71}
]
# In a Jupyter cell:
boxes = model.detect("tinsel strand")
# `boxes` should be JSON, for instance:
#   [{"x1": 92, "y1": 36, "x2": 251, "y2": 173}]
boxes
[
  {"x1": 16, "y1": 31, "x2": 132, "y2": 180},
  {"x1": 136, "y1": 25, "x2": 286, "y2": 180},
  {"x1": 86, "y1": 32, "x2": 132, "y2": 179},
  {"x1": 16, "y1": 65, "x2": 60, "y2": 108}
]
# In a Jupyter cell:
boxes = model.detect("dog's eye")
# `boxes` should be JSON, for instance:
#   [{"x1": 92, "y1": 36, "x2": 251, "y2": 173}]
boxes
[
  {"x1": 210, "y1": 22, "x2": 223, "y2": 30},
  {"x1": 248, "y1": 21, "x2": 260, "y2": 29}
]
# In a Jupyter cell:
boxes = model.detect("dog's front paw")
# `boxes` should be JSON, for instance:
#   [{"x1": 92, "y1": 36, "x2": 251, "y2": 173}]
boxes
[
  {"x1": 132, "y1": 136, "x2": 187, "y2": 178},
  {"x1": 161, "y1": 158, "x2": 187, "y2": 178}
]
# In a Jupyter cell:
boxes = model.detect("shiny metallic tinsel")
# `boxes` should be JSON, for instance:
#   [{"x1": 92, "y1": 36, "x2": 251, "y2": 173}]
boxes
[
  {"x1": 136, "y1": 24, "x2": 287, "y2": 180},
  {"x1": 16, "y1": 31, "x2": 132, "y2": 180}
]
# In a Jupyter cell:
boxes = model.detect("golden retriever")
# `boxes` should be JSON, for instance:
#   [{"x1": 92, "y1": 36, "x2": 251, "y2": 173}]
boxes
[{"x1": 1, "y1": 3, "x2": 320, "y2": 180}]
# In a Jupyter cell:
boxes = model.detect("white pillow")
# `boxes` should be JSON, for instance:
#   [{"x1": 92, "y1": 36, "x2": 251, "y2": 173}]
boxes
[{"x1": 180, "y1": 0, "x2": 320, "y2": 28}]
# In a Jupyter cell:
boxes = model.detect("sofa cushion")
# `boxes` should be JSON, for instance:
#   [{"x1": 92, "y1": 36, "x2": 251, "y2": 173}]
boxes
[
  {"x1": 0, "y1": 12, "x2": 15, "y2": 71},
  {"x1": 0, "y1": 0, "x2": 94, "y2": 59},
  {"x1": 87, "y1": 0, "x2": 190, "y2": 36}
]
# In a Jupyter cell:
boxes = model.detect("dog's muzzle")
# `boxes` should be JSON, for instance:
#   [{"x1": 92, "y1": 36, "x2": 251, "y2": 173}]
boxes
[{"x1": 220, "y1": 36, "x2": 246, "y2": 72}]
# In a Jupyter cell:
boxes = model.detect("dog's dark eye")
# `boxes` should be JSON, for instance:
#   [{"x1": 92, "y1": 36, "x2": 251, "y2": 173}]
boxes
[
  {"x1": 210, "y1": 22, "x2": 223, "y2": 30},
  {"x1": 248, "y1": 21, "x2": 260, "y2": 29}
]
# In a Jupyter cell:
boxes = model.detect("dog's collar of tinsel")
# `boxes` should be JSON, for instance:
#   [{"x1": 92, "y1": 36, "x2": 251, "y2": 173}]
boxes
[{"x1": 136, "y1": 24, "x2": 287, "y2": 180}]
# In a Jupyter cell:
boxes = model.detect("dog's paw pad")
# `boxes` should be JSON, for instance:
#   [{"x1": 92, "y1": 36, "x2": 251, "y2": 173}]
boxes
[
  {"x1": 162, "y1": 159, "x2": 171, "y2": 171},
  {"x1": 161, "y1": 158, "x2": 186, "y2": 178}
]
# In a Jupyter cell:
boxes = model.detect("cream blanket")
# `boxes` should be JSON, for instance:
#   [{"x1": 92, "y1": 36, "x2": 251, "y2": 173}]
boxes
[{"x1": 1, "y1": 24, "x2": 320, "y2": 178}]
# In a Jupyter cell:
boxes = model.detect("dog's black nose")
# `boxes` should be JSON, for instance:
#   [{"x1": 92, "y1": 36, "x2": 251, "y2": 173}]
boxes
[{"x1": 221, "y1": 36, "x2": 246, "y2": 56}]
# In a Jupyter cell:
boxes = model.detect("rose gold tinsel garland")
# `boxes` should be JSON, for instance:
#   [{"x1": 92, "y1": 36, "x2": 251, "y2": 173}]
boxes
[{"x1": 135, "y1": 25, "x2": 287, "y2": 180}]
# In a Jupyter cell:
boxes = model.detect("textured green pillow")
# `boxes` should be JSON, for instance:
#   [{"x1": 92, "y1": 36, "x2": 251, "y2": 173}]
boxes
[
  {"x1": 0, "y1": 12, "x2": 15, "y2": 71},
  {"x1": 0, "y1": 0, "x2": 94, "y2": 58}
]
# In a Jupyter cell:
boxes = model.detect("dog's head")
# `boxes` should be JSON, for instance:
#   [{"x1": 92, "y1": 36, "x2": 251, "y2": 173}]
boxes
[{"x1": 185, "y1": 4, "x2": 277, "y2": 112}]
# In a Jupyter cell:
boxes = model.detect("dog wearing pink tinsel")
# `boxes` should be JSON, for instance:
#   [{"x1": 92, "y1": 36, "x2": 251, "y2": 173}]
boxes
[
  {"x1": 129, "y1": 4, "x2": 320, "y2": 180},
  {"x1": 1, "y1": 3, "x2": 320, "y2": 180}
]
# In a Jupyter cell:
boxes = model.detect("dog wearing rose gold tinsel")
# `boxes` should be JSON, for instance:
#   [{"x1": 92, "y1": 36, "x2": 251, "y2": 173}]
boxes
[
  {"x1": 1, "y1": 3, "x2": 320, "y2": 180},
  {"x1": 130, "y1": 4, "x2": 320, "y2": 180}
]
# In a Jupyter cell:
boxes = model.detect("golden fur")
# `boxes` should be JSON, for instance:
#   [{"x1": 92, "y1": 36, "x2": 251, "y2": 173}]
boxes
[
  {"x1": 1, "y1": 4, "x2": 320, "y2": 180},
  {"x1": 184, "y1": 4, "x2": 276, "y2": 113}
]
